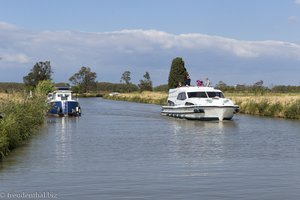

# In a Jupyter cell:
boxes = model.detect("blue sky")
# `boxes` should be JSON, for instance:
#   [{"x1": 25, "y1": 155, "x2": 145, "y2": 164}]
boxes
[{"x1": 1, "y1": 0, "x2": 300, "y2": 86}]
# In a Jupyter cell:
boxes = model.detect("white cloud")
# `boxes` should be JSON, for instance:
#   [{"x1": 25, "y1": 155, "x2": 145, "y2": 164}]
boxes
[
  {"x1": 2, "y1": 25, "x2": 299, "y2": 61},
  {"x1": 0, "y1": 53, "x2": 30, "y2": 64},
  {"x1": 1, "y1": 22, "x2": 300, "y2": 85},
  {"x1": 295, "y1": 0, "x2": 300, "y2": 5},
  {"x1": 103, "y1": 29, "x2": 300, "y2": 59},
  {"x1": 0, "y1": 22, "x2": 18, "y2": 30}
]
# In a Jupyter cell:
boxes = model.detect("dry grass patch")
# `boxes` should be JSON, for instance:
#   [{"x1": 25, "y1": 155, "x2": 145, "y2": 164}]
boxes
[
  {"x1": 104, "y1": 91, "x2": 168, "y2": 105},
  {"x1": 226, "y1": 93, "x2": 300, "y2": 119},
  {"x1": 0, "y1": 93, "x2": 9, "y2": 101},
  {"x1": 0, "y1": 93, "x2": 23, "y2": 103},
  {"x1": 119, "y1": 91, "x2": 167, "y2": 100},
  {"x1": 227, "y1": 94, "x2": 300, "y2": 105}
]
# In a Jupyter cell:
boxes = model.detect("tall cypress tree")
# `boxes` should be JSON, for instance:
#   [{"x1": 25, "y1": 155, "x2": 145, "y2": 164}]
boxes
[{"x1": 168, "y1": 57, "x2": 188, "y2": 89}]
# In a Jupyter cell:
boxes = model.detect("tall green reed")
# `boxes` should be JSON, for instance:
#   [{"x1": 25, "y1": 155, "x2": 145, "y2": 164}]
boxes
[{"x1": 0, "y1": 93, "x2": 48, "y2": 160}]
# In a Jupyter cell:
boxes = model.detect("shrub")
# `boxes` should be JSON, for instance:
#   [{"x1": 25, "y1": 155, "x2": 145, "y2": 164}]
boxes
[
  {"x1": 284, "y1": 100, "x2": 300, "y2": 119},
  {"x1": 0, "y1": 93, "x2": 47, "y2": 160}
]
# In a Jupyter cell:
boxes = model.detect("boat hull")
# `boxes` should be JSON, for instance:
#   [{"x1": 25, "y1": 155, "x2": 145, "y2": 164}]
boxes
[
  {"x1": 48, "y1": 101, "x2": 81, "y2": 117},
  {"x1": 161, "y1": 105, "x2": 238, "y2": 121}
]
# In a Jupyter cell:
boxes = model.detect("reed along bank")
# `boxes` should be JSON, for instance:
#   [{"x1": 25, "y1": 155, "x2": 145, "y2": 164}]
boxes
[
  {"x1": 104, "y1": 91, "x2": 300, "y2": 120},
  {"x1": 0, "y1": 93, "x2": 48, "y2": 160}
]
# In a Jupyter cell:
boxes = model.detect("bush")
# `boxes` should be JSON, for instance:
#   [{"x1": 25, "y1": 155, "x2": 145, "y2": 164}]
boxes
[
  {"x1": 0, "y1": 93, "x2": 47, "y2": 160},
  {"x1": 284, "y1": 100, "x2": 300, "y2": 119},
  {"x1": 35, "y1": 80, "x2": 54, "y2": 95}
]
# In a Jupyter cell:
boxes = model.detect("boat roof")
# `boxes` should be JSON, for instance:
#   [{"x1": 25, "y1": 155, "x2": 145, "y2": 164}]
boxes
[
  {"x1": 50, "y1": 87, "x2": 73, "y2": 94},
  {"x1": 169, "y1": 86, "x2": 222, "y2": 93},
  {"x1": 56, "y1": 86, "x2": 71, "y2": 90}
]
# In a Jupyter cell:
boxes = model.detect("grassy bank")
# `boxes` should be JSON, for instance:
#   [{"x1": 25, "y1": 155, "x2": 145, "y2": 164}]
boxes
[
  {"x1": 0, "y1": 93, "x2": 48, "y2": 160},
  {"x1": 103, "y1": 91, "x2": 300, "y2": 120},
  {"x1": 104, "y1": 91, "x2": 168, "y2": 105},
  {"x1": 229, "y1": 94, "x2": 300, "y2": 119}
]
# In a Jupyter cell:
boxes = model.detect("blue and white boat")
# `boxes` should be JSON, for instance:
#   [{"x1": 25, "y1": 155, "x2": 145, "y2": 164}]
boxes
[{"x1": 47, "y1": 87, "x2": 81, "y2": 116}]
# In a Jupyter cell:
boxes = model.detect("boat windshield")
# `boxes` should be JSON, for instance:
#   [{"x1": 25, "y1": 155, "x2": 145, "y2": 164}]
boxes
[
  {"x1": 187, "y1": 92, "x2": 207, "y2": 98},
  {"x1": 206, "y1": 92, "x2": 225, "y2": 98}
]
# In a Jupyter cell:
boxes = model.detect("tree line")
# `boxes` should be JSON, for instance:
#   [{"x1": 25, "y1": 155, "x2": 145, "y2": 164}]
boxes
[
  {"x1": 214, "y1": 80, "x2": 300, "y2": 94},
  {"x1": 1, "y1": 58, "x2": 299, "y2": 94},
  {"x1": 20, "y1": 61, "x2": 155, "y2": 93}
]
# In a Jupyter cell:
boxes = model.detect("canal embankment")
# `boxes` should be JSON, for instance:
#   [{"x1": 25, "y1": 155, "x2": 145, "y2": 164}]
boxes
[
  {"x1": 103, "y1": 91, "x2": 300, "y2": 120},
  {"x1": 0, "y1": 92, "x2": 48, "y2": 160},
  {"x1": 104, "y1": 91, "x2": 168, "y2": 105},
  {"x1": 230, "y1": 93, "x2": 300, "y2": 119}
]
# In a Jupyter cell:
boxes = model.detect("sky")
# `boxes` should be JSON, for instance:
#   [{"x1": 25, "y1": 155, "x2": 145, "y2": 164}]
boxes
[{"x1": 1, "y1": 0, "x2": 300, "y2": 86}]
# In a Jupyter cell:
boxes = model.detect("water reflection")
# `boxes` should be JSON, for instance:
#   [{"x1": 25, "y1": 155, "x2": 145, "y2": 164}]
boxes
[
  {"x1": 167, "y1": 119, "x2": 238, "y2": 166},
  {"x1": 170, "y1": 119, "x2": 237, "y2": 134},
  {"x1": 2, "y1": 99, "x2": 300, "y2": 200},
  {"x1": 52, "y1": 117, "x2": 79, "y2": 171}
]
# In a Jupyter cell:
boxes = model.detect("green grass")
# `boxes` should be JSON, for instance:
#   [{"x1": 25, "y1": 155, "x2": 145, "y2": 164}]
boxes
[
  {"x1": 284, "y1": 100, "x2": 300, "y2": 119},
  {"x1": 0, "y1": 94, "x2": 48, "y2": 160}
]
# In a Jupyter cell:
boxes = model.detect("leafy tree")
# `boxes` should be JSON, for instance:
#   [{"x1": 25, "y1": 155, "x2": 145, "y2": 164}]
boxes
[
  {"x1": 69, "y1": 66, "x2": 97, "y2": 93},
  {"x1": 138, "y1": 72, "x2": 153, "y2": 91},
  {"x1": 120, "y1": 71, "x2": 133, "y2": 92},
  {"x1": 120, "y1": 71, "x2": 131, "y2": 84},
  {"x1": 168, "y1": 57, "x2": 188, "y2": 89},
  {"x1": 254, "y1": 80, "x2": 264, "y2": 87},
  {"x1": 251, "y1": 80, "x2": 265, "y2": 94},
  {"x1": 23, "y1": 61, "x2": 52, "y2": 89},
  {"x1": 35, "y1": 80, "x2": 55, "y2": 95}
]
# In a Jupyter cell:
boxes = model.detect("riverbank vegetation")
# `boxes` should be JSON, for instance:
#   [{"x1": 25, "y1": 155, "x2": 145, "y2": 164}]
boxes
[
  {"x1": 0, "y1": 62, "x2": 53, "y2": 160},
  {"x1": 0, "y1": 82, "x2": 25, "y2": 93},
  {"x1": 0, "y1": 91, "x2": 48, "y2": 160},
  {"x1": 230, "y1": 93, "x2": 300, "y2": 119},
  {"x1": 104, "y1": 91, "x2": 168, "y2": 105},
  {"x1": 103, "y1": 91, "x2": 300, "y2": 120}
]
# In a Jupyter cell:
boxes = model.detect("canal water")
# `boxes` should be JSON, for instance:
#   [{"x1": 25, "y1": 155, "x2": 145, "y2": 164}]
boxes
[{"x1": 1, "y1": 98, "x2": 300, "y2": 200}]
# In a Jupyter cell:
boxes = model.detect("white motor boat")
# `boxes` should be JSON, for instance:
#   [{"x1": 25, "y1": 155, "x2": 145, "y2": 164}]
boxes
[{"x1": 161, "y1": 86, "x2": 239, "y2": 121}]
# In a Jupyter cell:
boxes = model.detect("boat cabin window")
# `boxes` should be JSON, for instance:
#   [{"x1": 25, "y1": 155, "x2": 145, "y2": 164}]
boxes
[
  {"x1": 61, "y1": 94, "x2": 69, "y2": 100},
  {"x1": 206, "y1": 92, "x2": 225, "y2": 98},
  {"x1": 168, "y1": 100, "x2": 175, "y2": 106},
  {"x1": 187, "y1": 92, "x2": 207, "y2": 98},
  {"x1": 47, "y1": 94, "x2": 53, "y2": 99},
  {"x1": 177, "y1": 92, "x2": 187, "y2": 100},
  {"x1": 56, "y1": 93, "x2": 70, "y2": 100}
]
